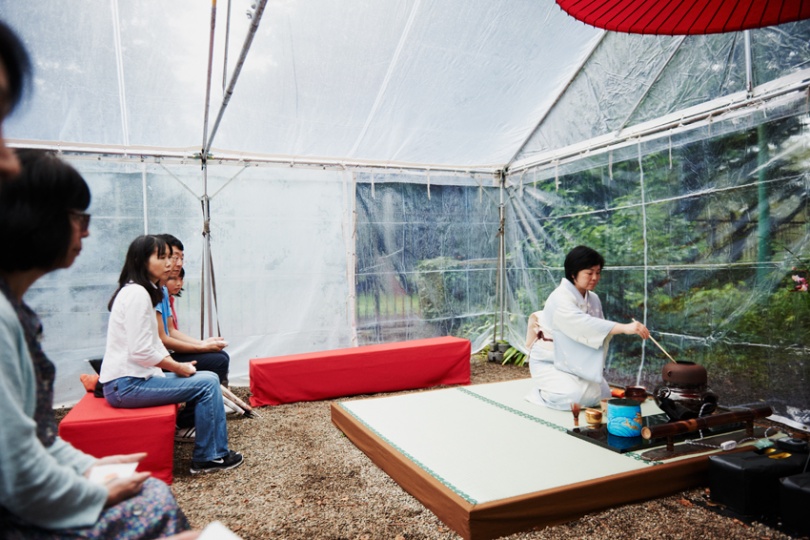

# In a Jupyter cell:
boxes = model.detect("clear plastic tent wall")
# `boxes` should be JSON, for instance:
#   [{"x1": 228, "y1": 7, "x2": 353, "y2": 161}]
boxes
[
  {"x1": 505, "y1": 107, "x2": 810, "y2": 426},
  {"x1": 0, "y1": 1, "x2": 808, "y2": 425},
  {"x1": 506, "y1": 24, "x2": 810, "y2": 426},
  {"x1": 29, "y1": 162, "x2": 501, "y2": 407}
]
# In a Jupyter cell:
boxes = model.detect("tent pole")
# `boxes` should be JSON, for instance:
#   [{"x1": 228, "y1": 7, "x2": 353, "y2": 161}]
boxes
[
  {"x1": 488, "y1": 170, "x2": 507, "y2": 360},
  {"x1": 223, "y1": 0, "x2": 232, "y2": 94},
  {"x1": 493, "y1": 170, "x2": 506, "y2": 346},
  {"x1": 198, "y1": 0, "x2": 217, "y2": 338},
  {"x1": 744, "y1": 30, "x2": 754, "y2": 97},
  {"x1": 346, "y1": 170, "x2": 359, "y2": 347},
  {"x1": 204, "y1": 0, "x2": 268, "y2": 154}
]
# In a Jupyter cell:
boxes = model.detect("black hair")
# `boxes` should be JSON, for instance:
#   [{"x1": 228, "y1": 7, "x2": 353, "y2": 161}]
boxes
[
  {"x1": 0, "y1": 21, "x2": 32, "y2": 114},
  {"x1": 0, "y1": 149, "x2": 90, "y2": 272},
  {"x1": 170, "y1": 267, "x2": 185, "y2": 297},
  {"x1": 158, "y1": 233, "x2": 184, "y2": 252},
  {"x1": 108, "y1": 235, "x2": 169, "y2": 310},
  {"x1": 563, "y1": 245, "x2": 605, "y2": 284}
]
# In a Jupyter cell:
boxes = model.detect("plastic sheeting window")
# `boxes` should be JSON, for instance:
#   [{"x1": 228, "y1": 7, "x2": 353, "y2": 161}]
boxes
[
  {"x1": 354, "y1": 172, "x2": 500, "y2": 350},
  {"x1": 505, "y1": 101, "x2": 810, "y2": 426}
]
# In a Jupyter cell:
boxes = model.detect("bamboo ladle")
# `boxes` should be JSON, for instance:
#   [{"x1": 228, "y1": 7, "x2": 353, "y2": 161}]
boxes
[{"x1": 632, "y1": 318, "x2": 676, "y2": 362}]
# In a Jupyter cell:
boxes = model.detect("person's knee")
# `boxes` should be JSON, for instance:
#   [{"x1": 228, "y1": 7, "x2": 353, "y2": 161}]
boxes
[
  {"x1": 215, "y1": 351, "x2": 230, "y2": 370},
  {"x1": 197, "y1": 370, "x2": 220, "y2": 388}
]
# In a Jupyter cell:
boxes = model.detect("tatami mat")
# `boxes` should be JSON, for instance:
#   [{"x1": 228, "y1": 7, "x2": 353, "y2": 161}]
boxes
[
  {"x1": 332, "y1": 378, "x2": 744, "y2": 540},
  {"x1": 338, "y1": 379, "x2": 658, "y2": 503}
]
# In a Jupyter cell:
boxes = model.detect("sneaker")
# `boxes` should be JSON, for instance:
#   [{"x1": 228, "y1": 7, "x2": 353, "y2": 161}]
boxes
[
  {"x1": 175, "y1": 426, "x2": 196, "y2": 444},
  {"x1": 190, "y1": 450, "x2": 244, "y2": 475}
]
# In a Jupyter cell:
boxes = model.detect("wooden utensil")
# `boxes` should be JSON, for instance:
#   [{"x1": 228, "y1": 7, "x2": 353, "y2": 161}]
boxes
[{"x1": 632, "y1": 318, "x2": 676, "y2": 362}]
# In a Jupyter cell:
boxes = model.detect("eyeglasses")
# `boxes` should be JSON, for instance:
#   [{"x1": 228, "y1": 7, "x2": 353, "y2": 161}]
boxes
[{"x1": 68, "y1": 210, "x2": 91, "y2": 233}]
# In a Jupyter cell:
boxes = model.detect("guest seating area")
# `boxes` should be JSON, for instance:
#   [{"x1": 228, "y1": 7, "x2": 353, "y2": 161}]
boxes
[
  {"x1": 59, "y1": 337, "x2": 471, "y2": 486},
  {"x1": 58, "y1": 393, "x2": 177, "y2": 484},
  {"x1": 249, "y1": 336, "x2": 472, "y2": 407}
]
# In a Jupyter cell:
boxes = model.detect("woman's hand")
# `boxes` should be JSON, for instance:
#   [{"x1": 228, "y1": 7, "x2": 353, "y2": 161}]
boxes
[
  {"x1": 174, "y1": 360, "x2": 197, "y2": 377},
  {"x1": 104, "y1": 471, "x2": 151, "y2": 508},
  {"x1": 612, "y1": 320, "x2": 650, "y2": 339},
  {"x1": 157, "y1": 355, "x2": 197, "y2": 377},
  {"x1": 200, "y1": 337, "x2": 227, "y2": 352}
]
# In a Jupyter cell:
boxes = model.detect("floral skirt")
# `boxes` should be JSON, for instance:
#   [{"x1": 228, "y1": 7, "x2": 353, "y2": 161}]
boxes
[{"x1": 1, "y1": 478, "x2": 190, "y2": 539}]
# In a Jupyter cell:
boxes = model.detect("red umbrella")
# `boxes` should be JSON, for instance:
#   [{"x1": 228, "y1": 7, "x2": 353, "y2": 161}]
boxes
[{"x1": 555, "y1": 0, "x2": 810, "y2": 35}]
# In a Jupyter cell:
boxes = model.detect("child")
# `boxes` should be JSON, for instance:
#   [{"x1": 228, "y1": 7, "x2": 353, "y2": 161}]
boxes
[{"x1": 166, "y1": 267, "x2": 184, "y2": 330}]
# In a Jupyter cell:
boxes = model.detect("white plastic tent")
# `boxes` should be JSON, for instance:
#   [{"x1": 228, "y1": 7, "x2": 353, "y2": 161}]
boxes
[{"x1": 2, "y1": 1, "x2": 809, "y2": 426}]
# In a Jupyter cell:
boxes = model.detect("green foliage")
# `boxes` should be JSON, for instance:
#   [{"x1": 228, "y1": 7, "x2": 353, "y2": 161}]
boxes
[
  {"x1": 501, "y1": 346, "x2": 526, "y2": 366},
  {"x1": 511, "y1": 113, "x2": 810, "y2": 415}
]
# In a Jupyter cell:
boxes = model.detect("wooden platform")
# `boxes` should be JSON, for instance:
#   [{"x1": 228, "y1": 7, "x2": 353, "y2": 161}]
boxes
[{"x1": 331, "y1": 378, "x2": 756, "y2": 540}]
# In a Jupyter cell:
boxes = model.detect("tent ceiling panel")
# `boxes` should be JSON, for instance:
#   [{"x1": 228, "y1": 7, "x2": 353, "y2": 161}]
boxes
[
  {"x1": 3, "y1": 2, "x2": 809, "y2": 172},
  {"x1": 214, "y1": 0, "x2": 604, "y2": 168},
  {"x1": 513, "y1": 33, "x2": 686, "y2": 162},
  {"x1": 4, "y1": 0, "x2": 603, "y2": 170},
  {"x1": 625, "y1": 33, "x2": 747, "y2": 127},
  {"x1": 3, "y1": 1, "x2": 214, "y2": 149},
  {"x1": 4, "y1": 0, "x2": 127, "y2": 145},
  {"x1": 512, "y1": 20, "x2": 810, "y2": 168},
  {"x1": 750, "y1": 22, "x2": 810, "y2": 84}
]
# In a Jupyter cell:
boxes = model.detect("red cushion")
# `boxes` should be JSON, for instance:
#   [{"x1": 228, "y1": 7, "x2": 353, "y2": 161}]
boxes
[
  {"x1": 249, "y1": 336, "x2": 471, "y2": 407},
  {"x1": 58, "y1": 394, "x2": 176, "y2": 484}
]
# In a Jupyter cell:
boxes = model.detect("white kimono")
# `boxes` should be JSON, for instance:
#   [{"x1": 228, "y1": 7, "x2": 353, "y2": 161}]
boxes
[{"x1": 525, "y1": 279, "x2": 615, "y2": 410}]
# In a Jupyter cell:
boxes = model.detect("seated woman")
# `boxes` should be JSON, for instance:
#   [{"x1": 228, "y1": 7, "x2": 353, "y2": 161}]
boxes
[
  {"x1": 156, "y1": 234, "x2": 230, "y2": 388},
  {"x1": 0, "y1": 148, "x2": 192, "y2": 537},
  {"x1": 525, "y1": 245, "x2": 649, "y2": 410},
  {"x1": 99, "y1": 234, "x2": 244, "y2": 475}
]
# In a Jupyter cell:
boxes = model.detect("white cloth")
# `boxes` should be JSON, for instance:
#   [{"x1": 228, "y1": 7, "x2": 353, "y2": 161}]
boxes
[
  {"x1": 525, "y1": 279, "x2": 615, "y2": 410},
  {"x1": 100, "y1": 283, "x2": 170, "y2": 383}
]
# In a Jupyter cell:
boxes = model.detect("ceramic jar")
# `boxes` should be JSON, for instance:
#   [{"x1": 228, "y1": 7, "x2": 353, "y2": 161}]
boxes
[
  {"x1": 606, "y1": 398, "x2": 643, "y2": 437},
  {"x1": 653, "y1": 360, "x2": 718, "y2": 421}
]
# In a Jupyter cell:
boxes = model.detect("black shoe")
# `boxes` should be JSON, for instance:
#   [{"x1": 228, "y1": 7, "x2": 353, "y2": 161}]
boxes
[{"x1": 190, "y1": 450, "x2": 244, "y2": 474}]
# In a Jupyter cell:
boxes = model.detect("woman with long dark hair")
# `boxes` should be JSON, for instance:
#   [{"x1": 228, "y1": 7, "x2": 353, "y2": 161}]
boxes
[
  {"x1": 0, "y1": 149, "x2": 192, "y2": 538},
  {"x1": 100, "y1": 235, "x2": 243, "y2": 475}
]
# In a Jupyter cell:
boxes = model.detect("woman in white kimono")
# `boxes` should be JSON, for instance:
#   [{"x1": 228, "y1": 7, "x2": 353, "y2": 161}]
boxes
[{"x1": 525, "y1": 246, "x2": 649, "y2": 410}]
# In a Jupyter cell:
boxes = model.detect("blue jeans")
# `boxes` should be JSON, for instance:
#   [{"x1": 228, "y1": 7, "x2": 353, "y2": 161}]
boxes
[
  {"x1": 168, "y1": 351, "x2": 231, "y2": 428},
  {"x1": 103, "y1": 372, "x2": 229, "y2": 463}
]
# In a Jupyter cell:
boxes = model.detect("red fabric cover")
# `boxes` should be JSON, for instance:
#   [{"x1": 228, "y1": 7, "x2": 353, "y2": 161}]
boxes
[
  {"x1": 249, "y1": 336, "x2": 471, "y2": 407},
  {"x1": 555, "y1": 0, "x2": 810, "y2": 35},
  {"x1": 58, "y1": 394, "x2": 176, "y2": 485}
]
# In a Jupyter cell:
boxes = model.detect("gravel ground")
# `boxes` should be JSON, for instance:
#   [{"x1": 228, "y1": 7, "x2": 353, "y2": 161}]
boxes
[{"x1": 61, "y1": 359, "x2": 807, "y2": 540}]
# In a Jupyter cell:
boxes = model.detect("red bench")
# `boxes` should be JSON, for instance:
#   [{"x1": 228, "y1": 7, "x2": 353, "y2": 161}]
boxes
[
  {"x1": 58, "y1": 394, "x2": 177, "y2": 484},
  {"x1": 249, "y1": 336, "x2": 471, "y2": 407}
]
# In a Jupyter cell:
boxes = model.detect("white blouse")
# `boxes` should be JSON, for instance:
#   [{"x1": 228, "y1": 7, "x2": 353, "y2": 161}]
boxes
[{"x1": 99, "y1": 283, "x2": 170, "y2": 383}]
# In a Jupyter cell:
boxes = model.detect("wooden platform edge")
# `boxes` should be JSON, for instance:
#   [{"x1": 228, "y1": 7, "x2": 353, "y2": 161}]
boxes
[
  {"x1": 332, "y1": 399, "x2": 721, "y2": 540},
  {"x1": 468, "y1": 452, "x2": 710, "y2": 540}
]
